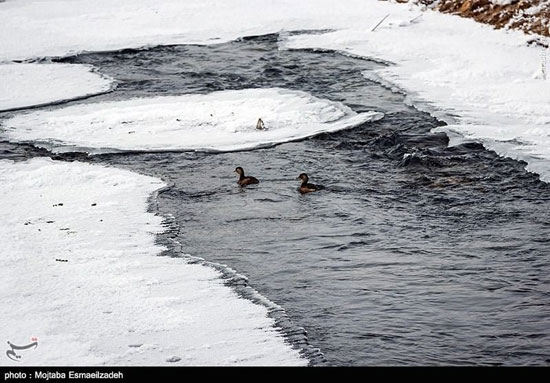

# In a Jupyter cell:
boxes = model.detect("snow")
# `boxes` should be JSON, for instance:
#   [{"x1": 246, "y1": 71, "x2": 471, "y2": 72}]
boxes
[
  {"x1": 3, "y1": 88, "x2": 382, "y2": 154},
  {"x1": 0, "y1": 63, "x2": 114, "y2": 112},
  {"x1": 0, "y1": 0, "x2": 355, "y2": 62},
  {"x1": 490, "y1": 0, "x2": 516, "y2": 5},
  {"x1": 0, "y1": 158, "x2": 305, "y2": 366}
]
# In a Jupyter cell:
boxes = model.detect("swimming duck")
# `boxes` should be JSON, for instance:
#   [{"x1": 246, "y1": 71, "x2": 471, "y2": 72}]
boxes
[
  {"x1": 235, "y1": 167, "x2": 260, "y2": 186},
  {"x1": 297, "y1": 173, "x2": 321, "y2": 194}
]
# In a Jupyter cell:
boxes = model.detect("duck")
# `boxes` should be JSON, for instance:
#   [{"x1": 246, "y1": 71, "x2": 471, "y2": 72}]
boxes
[
  {"x1": 297, "y1": 173, "x2": 322, "y2": 194},
  {"x1": 235, "y1": 167, "x2": 260, "y2": 186}
]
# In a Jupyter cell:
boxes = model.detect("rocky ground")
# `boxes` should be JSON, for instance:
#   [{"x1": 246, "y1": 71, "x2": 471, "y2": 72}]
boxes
[{"x1": 396, "y1": 0, "x2": 550, "y2": 39}]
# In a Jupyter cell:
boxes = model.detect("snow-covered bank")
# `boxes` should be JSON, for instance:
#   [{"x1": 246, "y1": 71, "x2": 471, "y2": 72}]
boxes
[
  {"x1": 411, "y1": 0, "x2": 550, "y2": 38},
  {"x1": 281, "y1": 10, "x2": 550, "y2": 180},
  {"x1": 0, "y1": 0, "x2": 355, "y2": 62},
  {"x1": 0, "y1": 63, "x2": 114, "y2": 112},
  {"x1": 3, "y1": 88, "x2": 382, "y2": 153},
  {"x1": 0, "y1": 158, "x2": 305, "y2": 365}
]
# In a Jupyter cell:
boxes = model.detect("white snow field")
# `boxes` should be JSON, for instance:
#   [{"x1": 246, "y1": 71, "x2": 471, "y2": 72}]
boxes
[
  {"x1": 4, "y1": 88, "x2": 382, "y2": 153},
  {"x1": 0, "y1": 158, "x2": 305, "y2": 366},
  {"x1": 0, "y1": 0, "x2": 376, "y2": 62},
  {"x1": 0, "y1": 63, "x2": 114, "y2": 112}
]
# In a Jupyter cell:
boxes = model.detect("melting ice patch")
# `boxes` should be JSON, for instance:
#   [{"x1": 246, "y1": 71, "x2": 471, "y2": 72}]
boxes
[
  {"x1": 0, "y1": 63, "x2": 114, "y2": 112},
  {"x1": 3, "y1": 88, "x2": 383, "y2": 154}
]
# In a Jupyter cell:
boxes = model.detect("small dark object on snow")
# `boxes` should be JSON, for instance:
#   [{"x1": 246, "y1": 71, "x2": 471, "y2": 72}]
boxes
[
  {"x1": 55, "y1": 259, "x2": 68, "y2": 262},
  {"x1": 256, "y1": 118, "x2": 266, "y2": 130},
  {"x1": 166, "y1": 356, "x2": 181, "y2": 363}
]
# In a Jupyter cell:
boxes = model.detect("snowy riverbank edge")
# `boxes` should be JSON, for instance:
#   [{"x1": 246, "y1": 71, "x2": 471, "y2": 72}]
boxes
[
  {"x1": 400, "y1": 0, "x2": 550, "y2": 38},
  {"x1": 0, "y1": 158, "x2": 307, "y2": 366}
]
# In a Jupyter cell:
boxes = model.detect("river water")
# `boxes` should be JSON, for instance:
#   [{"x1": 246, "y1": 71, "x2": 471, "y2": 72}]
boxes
[{"x1": 2, "y1": 33, "x2": 549, "y2": 365}]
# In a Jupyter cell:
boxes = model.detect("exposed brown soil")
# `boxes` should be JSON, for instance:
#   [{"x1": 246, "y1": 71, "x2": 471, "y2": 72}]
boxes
[{"x1": 394, "y1": 0, "x2": 550, "y2": 37}]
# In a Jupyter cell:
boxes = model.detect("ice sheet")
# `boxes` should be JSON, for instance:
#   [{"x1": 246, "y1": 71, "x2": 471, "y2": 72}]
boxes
[
  {"x1": 0, "y1": 63, "x2": 113, "y2": 112},
  {"x1": 3, "y1": 88, "x2": 383, "y2": 154}
]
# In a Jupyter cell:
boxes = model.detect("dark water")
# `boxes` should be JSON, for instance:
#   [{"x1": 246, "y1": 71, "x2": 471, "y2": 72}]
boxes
[{"x1": 3, "y1": 34, "x2": 550, "y2": 365}]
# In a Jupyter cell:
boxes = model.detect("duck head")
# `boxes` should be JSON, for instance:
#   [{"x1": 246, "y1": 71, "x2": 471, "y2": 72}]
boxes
[{"x1": 297, "y1": 173, "x2": 309, "y2": 183}]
